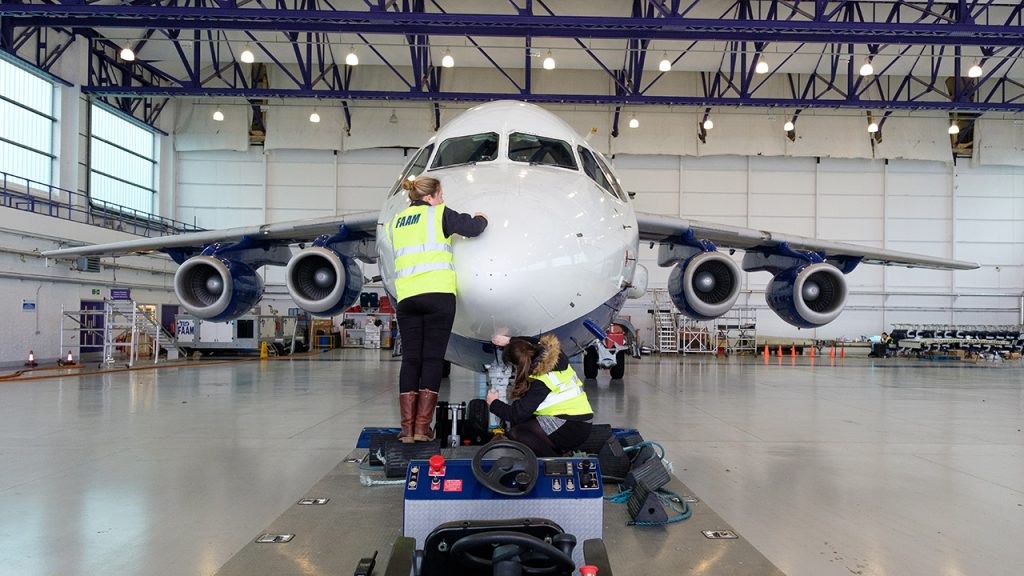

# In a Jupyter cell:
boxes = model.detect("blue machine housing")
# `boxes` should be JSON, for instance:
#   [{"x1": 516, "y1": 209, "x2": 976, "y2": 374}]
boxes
[
  {"x1": 765, "y1": 263, "x2": 846, "y2": 329},
  {"x1": 209, "y1": 257, "x2": 264, "y2": 322}
]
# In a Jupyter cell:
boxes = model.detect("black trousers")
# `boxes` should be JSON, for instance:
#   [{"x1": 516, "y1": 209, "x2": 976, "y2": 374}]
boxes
[
  {"x1": 507, "y1": 419, "x2": 593, "y2": 457},
  {"x1": 396, "y1": 292, "x2": 456, "y2": 394}
]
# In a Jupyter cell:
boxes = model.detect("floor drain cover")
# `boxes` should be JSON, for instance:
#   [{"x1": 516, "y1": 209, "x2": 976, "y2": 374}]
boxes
[
  {"x1": 702, "y1": 530, "x2": 738, "y2": 540},
  {"x1": 255, "y1": 534, "x2": 294, "y2": 543}
]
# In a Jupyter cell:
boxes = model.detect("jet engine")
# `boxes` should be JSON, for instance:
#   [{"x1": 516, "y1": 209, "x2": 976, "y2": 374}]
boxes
[
  {"x1": 765, "y1": 262, "x2": 847, "y2": 328},
  {"x1": 174, "y1": 255, "x2": 264, "y2": 322},
  {"x1": 285, "y1": 246, "x2": 363, "y2": 317},
  {"x1": 667, "y1": 251, "x2": 742, "y2": 320}
]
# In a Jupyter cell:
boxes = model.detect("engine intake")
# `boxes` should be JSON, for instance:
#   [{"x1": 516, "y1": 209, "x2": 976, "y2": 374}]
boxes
[
  {"x1": 667, "y1": 251, "x2": 741, "y2": 320},
  {"x1": 174, "y1": 255, "x2": 263, "y2": 322},
  {"x1": 286, "y1": 246, "x2": 363, "y2": 317},
  {"x1": 766, "y1": 262, "x2": 847, "y2": 328}
]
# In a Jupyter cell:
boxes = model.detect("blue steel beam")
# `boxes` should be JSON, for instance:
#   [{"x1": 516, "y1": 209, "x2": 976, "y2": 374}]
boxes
[
  {"x1": 80, "y1": 85, "x2": 1024, "y2": 112},
  {"x1": 3, "y1": 5, "x2": 1024, "y2": 46}
]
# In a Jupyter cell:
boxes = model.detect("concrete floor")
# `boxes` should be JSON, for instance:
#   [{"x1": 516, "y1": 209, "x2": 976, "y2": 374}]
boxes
[{"x1": 0, "y1": 349, "x2": 1021, "y2": 576}]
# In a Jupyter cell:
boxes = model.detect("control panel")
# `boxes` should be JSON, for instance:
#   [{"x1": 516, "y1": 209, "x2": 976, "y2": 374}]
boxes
[{"x1": 404, "y1": 455, "x2": 603, "y2": 500}]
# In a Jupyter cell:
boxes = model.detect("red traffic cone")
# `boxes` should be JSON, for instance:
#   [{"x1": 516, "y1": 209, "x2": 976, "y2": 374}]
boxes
[
  {"x1": 840, "y1": 347, "x2": 846, "y2": 359},
  {"x1": 64, "y1": 350, "x2": 76, "y2": 366},
  {"x1": 830, "y1": 346, "x2": 836, "y2": 358},
  {"x1": 25, "y1": 350, "x2": 38, "y2": 367}
]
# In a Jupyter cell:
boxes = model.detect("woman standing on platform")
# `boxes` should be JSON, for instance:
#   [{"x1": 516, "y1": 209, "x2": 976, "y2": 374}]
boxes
[{"x1": 390, "y1": 176, "x2": 487, "y2": 443}]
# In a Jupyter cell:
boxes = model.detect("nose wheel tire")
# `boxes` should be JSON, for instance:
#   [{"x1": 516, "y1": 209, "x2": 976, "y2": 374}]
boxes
[
  {"x1": 609, "y1": 350, "x2": 626, "y2": 380},
  {"x1": 583, "y1": 347, "x2": 598, "y2": 379}
]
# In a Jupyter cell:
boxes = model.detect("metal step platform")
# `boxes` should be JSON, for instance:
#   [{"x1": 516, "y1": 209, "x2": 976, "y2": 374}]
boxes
[{"x1": 213, "y1": 445, "x2": 785, "y2": 576}]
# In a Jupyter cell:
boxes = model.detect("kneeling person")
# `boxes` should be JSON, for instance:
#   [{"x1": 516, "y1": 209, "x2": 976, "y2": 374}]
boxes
[{"x1": 486, "y1": 334, "x2": 593, "y2": 457}]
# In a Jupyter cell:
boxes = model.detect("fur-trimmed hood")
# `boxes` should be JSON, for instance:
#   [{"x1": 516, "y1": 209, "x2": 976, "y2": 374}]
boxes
[{"x1": 531, "y1": 334, "x2": 561, "y2": 375}]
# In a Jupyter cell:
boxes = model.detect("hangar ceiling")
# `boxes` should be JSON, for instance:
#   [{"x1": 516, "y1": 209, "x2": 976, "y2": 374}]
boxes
[{"x1": 2, "y1": 0, "x2": 1023, "y2": 131}]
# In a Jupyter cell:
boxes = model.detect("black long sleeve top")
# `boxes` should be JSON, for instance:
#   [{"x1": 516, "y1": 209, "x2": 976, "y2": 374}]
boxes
[
  {"x1": 488, "y1": 336, "x2": 593, "y2": 424},
  {"x1": 409, "y1": 200, "x2": 487, "y2": 238}
]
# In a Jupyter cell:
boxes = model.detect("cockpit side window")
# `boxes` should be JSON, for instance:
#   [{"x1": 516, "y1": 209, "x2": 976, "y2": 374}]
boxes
[
  {"x1": 389, "y1": 144, "x2": 434, "y2": 197},
  {"x1": 592, "y1": 151, "x2": 629, "y2": 202},
  {"x1": 508, "y1": 133, "x2": 578, "y2": 170},
  {"x1": 578, "y1": 146, "x2": 617, "y2": 199},
  {"x1": 431, "y1": 132, "x2": 499, "y2": 169}
]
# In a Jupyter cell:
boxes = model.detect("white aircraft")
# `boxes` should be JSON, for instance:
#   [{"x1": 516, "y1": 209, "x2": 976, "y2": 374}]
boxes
[{"x1": 43, "y1": 100, "x2": 977, "y2": 376}]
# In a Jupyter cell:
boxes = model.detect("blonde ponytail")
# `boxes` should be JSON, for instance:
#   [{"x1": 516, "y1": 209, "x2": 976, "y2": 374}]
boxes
[{"x1": 403, "y1": 176, "x2": 441, "y2": 202}]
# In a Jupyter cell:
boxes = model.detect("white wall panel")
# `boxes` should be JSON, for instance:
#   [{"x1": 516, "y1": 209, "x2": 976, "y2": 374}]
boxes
[
  {"x1": 680, "y1": 192, "x2": 746, "y2": 217},
  {"x1": 818, "y1": 159, "x2": 884, "y2": 196},
  {"x1": 819, "y1": 196, "x2": 883, "y2": 219},
  {"x1": 817, "y1": 218, "x2": 884, "y2": 242}
]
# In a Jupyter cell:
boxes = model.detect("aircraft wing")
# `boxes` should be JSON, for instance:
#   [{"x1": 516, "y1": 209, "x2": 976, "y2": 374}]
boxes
[
  {"x1": 41, "y1": 211, "x2": 381, "y2": 258},
  {"x1": 636, "y1": 212, "x2": 978, "y2": 270}
]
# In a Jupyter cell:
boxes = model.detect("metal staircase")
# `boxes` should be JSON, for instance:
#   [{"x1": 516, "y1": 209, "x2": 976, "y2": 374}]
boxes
[
  {"x1": 651, "y1": 289, "x2": 679, "y2": 353},
  {"x1": 104, "y1": 301, "x2": 185, "y2": 366}
]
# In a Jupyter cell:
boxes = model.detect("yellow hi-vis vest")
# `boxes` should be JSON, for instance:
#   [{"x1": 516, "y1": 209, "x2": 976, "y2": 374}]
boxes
[
  {"x1": 534, "y1": 365, "x2": 593, "y2": 417},
  {"x1": 389, "y1": 203, "x2": 456, "y2": 302}
]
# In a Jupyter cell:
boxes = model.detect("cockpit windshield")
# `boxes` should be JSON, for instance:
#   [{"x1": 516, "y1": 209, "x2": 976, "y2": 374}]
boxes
[
  {"x1": 431, "y1": 132, "x2": 499, "y2": 169},
  {"x1": 389, "y1": 144, "x2": 433, "y2": 196},
  {"x1": 508, "y1": 132, "x2": 578, "y2": 170}
]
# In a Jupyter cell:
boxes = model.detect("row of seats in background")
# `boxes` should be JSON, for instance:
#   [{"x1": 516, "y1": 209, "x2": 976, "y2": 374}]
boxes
[{"x1": 891, "y1": 324, "x2": 1024, "y2": 359}]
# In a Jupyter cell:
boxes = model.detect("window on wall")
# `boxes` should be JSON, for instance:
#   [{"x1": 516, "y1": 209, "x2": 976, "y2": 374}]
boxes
[
  {"x1": 90, "y1": 104, "x2": 158, "y2": 214},
  {"x1": 0, "y1": 57, "x2": 55, "y2": 188}
]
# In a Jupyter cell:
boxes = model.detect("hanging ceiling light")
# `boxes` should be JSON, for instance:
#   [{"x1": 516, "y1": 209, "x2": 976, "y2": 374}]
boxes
[
  {"x1": 542, "y1": 50, "x2": 556, "y2": 70},
  {"x1": 948, "y1": 122, "x2": 960, "y2": 135},
  {"x1": 212, "y1": 108, "x2": 224, "y2": 122},
  {"x1": 345, "y1": 46, "x2": 359, "y2": 66},
  {"x1": 859, "y1": 58, "x2": 874, "y2": 77},
  {"x1": 867, "y1": 122, "x2": 879, "y2": 133},
  {"x1": 240, "y1": 47, "x2": 255, "y2": 64},
  {"x1": 783, "y1": 120, "x2": 795, "y2": 132},
  {"x1": 968, "y1": 62, "x2": 983, "y2": 78},
  {"x1": 755, "y1": 56, "x2": 769, "y2": 74},
  {"x1": 628, "y1": 114, "x2": 639, "y2": 129},
  {"x1": 389, "y1": 109, "x2": 399, "y2": 124},
  {"x1": 703, "y1": 118, "x2": 714, "y2": 130},
  {"x1": 119, "y1": 46, "x2": 135, "y2": 62},
  {"x1": 659, "y1": 53, "x2": 671, "y2": 72},
  {"x1": 441, "y1": 49, "x2": 454, "y2": 68},
  {"x1": 309, "y1": 110, "x2": 321, "y2": 123}
]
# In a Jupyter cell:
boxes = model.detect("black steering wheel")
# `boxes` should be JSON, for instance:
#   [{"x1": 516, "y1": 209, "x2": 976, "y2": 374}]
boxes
[
  {"x1": 471, "y1": 440, "x2": 539, "y2": 496},
  {"x1": 450, "y1": 531, "x2": 575, "y2": 575}
]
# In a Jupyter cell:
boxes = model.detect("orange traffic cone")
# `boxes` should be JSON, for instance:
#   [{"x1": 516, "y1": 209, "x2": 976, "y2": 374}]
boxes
[
  {"x1": 790, "y1": 345, "x2": 796, "y2": 357},
  {"x1": 764, "y1": 344, "x2": 770, "y2": 358},
  {"x1": 25, "y1": 350, "x2": 38, "y2": 367},
  {"x1": 840, "y1": 347, "x2": 846, "y2": 359},
  {"x1": 776, "y1": 345, "x2": 783, "y2": 357},
  {"x1": 64, "y1": 350, "x2": 76, "y2": 366},
  {"x1": 830, "y1": 346, "x2": 836, "y2": 358},
  {"x1": 809, "y1": 346, "x2": 815, "y2": 358}
]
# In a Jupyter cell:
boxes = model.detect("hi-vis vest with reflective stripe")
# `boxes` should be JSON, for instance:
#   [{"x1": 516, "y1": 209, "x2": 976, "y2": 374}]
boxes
[
  {"x1": 534, "y1": 365, "x2": 593, "y2": 417},
  {"x1": 390, "y1": 204, "x2": 456, "y2": 302}
]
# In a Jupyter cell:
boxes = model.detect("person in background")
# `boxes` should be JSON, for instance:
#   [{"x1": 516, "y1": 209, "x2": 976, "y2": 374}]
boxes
[
  {"x1": 487, "y1": 334, "x2": 594, "y2": 457},
  {"x1": 391, "y1": 175, "x2": 487, "y2": 443}
]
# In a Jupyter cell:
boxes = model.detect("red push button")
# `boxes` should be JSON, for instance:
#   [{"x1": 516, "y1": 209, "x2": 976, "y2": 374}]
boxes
[
  {"x1": 429, "y1": 455, "x2": 445, "y2": 475},
  {"x1": 579, "y1": 566, "x2": 598, "y2": 575}
]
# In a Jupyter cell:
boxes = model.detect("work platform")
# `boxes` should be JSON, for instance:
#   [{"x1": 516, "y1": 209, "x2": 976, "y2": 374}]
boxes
[{"x1": 214, "y1": 447, "x2": 785, "y2": 576}]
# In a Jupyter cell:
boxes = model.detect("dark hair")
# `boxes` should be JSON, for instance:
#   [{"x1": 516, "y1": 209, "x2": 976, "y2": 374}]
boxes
[{"x1": 502, "y1": 339, "x2": 543, "y2": 401}]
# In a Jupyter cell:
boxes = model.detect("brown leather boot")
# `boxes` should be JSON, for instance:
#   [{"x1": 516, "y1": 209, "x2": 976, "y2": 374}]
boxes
[
  {"x1": 399, "y1": 392, "x2": 417, "y2": 444},
  {"x1": 413, "y1": 389, "x2": 439, "y2": 442}
]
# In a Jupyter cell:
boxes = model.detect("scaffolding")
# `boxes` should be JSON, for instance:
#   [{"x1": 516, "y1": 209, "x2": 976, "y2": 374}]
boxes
[
  {"x1": 679, "y1": 318, "x2": 714, "y2": 354},
  {"x1": 60, "y1": 300, "x2": 184, "y2": 367},
  {"x1": 651, "y1": 289, "x2": 678, "y2": 353},
  {"x1": 715, "y1": 307, "x2": 758, "y2": 355}
]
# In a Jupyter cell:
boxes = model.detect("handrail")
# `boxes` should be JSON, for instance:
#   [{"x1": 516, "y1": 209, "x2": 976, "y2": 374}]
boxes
[{"x1": 0, "y1": 170, "x2": 203, "y2": 237}]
